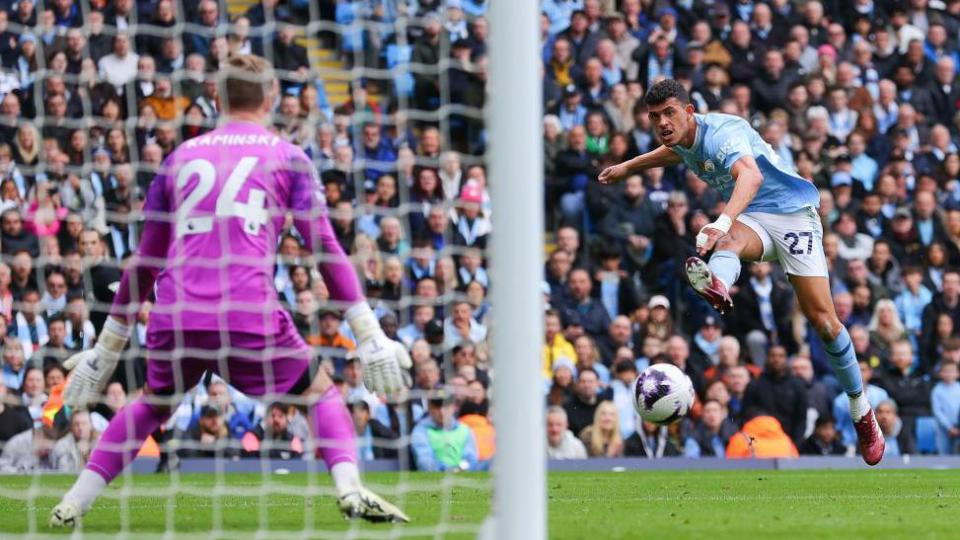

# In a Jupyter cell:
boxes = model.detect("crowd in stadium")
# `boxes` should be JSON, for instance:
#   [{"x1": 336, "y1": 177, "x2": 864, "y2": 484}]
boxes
[{"x1": 2, "y1": 0, "x2": 960, "y2": 473}]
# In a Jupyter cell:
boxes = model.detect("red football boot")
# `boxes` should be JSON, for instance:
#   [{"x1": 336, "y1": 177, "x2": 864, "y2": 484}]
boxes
[
  {"x1": 685, "y1": 257, "x2": 734, "y2": 314},
  {"x1": 854, "y1": 408, "x2": 885, "y2": 466}
]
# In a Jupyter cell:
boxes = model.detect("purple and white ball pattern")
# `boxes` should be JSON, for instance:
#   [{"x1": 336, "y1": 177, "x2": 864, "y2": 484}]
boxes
[{"x1": 632, "y1": 363, "x2": 695, "y2": 425}]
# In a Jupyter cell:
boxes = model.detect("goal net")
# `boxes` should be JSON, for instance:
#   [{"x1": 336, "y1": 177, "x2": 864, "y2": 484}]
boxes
[{"x1": 0, "y1": 0, "x2": 543, "y2": 537}]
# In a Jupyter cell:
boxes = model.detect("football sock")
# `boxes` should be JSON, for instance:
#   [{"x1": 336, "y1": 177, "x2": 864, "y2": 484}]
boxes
[
  {"x1": 312, "y1": 384, "x2": 360, "y2": 497},
  {"x1": 68, "y1": 399, "x2": 170, "y2": 511},
  {"x1": 823, "y1": 327, "x2": 867, "y2": 419},
  {"x1": 848, "y1": 392, "x2": 871, "y2": 423},
  {"x1": 330, "y1": 462, "x2": 363, "y2": 498},
  {"x1": 62, "y1": 469, "x2": 107, "y2": 514},
  {"x1": 707, "y1": 250, "x2": 741, "y2": 289}
]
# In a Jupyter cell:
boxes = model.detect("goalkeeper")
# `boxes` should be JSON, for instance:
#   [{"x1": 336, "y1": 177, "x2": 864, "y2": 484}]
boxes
[{"x1": 50, "y1": 55, "x2": 410, "y2": 527}]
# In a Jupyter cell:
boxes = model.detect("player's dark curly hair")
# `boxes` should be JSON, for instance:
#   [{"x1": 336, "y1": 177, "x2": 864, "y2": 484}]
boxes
[{"x1": 644, "y1": 79, "x2": 690, "y2": 106}]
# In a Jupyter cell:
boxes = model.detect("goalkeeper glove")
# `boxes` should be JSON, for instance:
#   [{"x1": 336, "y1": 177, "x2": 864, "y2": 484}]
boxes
[
  {"x1": 346, "y1": 303, "x2": 411, "y2": 395},
  {"x1": 62, "y1": 318, "x2": 130, "y2": 409}
]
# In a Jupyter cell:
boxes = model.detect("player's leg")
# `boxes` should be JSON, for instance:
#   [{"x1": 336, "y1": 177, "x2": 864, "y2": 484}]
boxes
[
  {"x1": 296, "y1": 367, "x2": 408, "y2": 522},
  {"x1": 686, "y1": 219, "x2": 767, "y2": 313},
  {"x1": 790, "y1": 274, "x2": 883, "y2": 464},
  {"x1": 230, "y1": 318, "x2": 409, "y2": 522},
  {"x1": 51, "y1": 334, "x2": 203, "y2": 526},
  {"x1": 765, "y1": 208, "x2": 884, "y2": 464}
]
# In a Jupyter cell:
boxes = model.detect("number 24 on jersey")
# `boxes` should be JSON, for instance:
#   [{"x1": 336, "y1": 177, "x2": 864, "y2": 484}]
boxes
[{"x1": 173, "y1": 157, "x2": 269, "y2": 237}]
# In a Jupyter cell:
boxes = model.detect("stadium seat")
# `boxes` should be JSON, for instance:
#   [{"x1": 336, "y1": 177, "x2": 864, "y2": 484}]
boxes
[{"x1": 915, "y1": 416, "x2": 938, "y2": 454}]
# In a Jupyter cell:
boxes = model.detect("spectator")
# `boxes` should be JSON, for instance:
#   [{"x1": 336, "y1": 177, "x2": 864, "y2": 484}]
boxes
[
  {"x1": 2, "y1": 337, "x2": 26, "y2": 389},
  {"x1": 241, "y1": 403, "x2": 303, "y2": 460},
  {"x1": 546, "y1": 357, "x2": 577, "y2": 407},
  {"x1": 878, "y1": 339, "x2": 930, "y2": 450},
  {"x1": 554, "y1": 126, "x2": 595, "y2": 224},
  {"x1": 2, "y1": 210, "x2": 40, "y2": 257},
  {"x1": 180, "y1": 404, "x2": 241, "y2": 459},
  {"x1": 866, "y1": 239, "x2": 903, "y2": 295},
  {"x1": 458, "y1": 398, "x2": 495, "y2": 470},
  {"x1": 875, "y1": 399, "x2": 916, "y2": 457},
  {"x1": 683, "y1": 399, "x2": 738, "y2": 458},
  {"x1": 798, "y1": 415, "x2": 846, "y2": 456},
  {"x1": 596, "y1": 315, "x2": 634, "y2": 366},
  {"x1": 19, "y1": 366, "x2": 45, "y2": 423},
  {"x1": 451, "y1": 342, "x2": 490, "y2": 387},
  {"x1": 184, "y1": 0, "x2": 223, "y2": 57},
  {"x1": 197, "y1": 381, "x2": 256, "y2": 441},
  {"x1": 752, "y1": 49, "x2": 796, "y2": 114},
  {"x1": 89, "y1": 381, "x2": 126, "y2": 433},
  {"x1": 689, "y1": 315, "x2": 723, "y2": 373},
  {"x1": 273, "y1": 25, "x2": 310, "y2": 92},
  {"x1": 791, "y1": 355, "x2": 832, "y2": 427},
  {"x1": 411, "y1": 393, "x2": 478, "y2": 472},
  {"x1": 451, "y1": 181, "x2": 491, "y2": 249},
  {"x1": 592, "y1": 243, "x2": 642, "y2": 319},
  {"x1": 399, "y1": 305, "x2": 435, "y2": 349},
  {"x1": 574, "y1": 335, "x2": 611, "y2": 389},
  {"x1": 578, "y1": 400, "x2": 623, "y2": 458},
  {"x1": 868, "y1": 299, "x2": 908, "y2": 366},
  {"x1": 664, "y1": 336, "x2": 705, "y2": 396},
  {"x1": 40, "y1": 271, "x2": 67, "y2": 317},
  {"x1": 0, "y1": 423, "x2": 58, "y2": 472},
  {"x1": 51, "y1": 410, "x2": 98, "y2": 472},
  {"x1": 349, "y1": 400, "x2": 398, "y2": 460},
  {"x1": 563, "y1": 268, "x2": 611, "y2": 340},
  {"x1": 412, "y1": 13, "x2": 444, "y2": 112},
  {"x1": 895, "y1": 266, "x2": 932, "y2": 342},
  {"x1": 97, "y1": 34, "x2": 139, "y2": 89},
  {"x1": 609, "y1": 360, "x2": 637, "y2": 439},
  {"x1": 443, "y1": 299, "x2": 487, "y2": 351},
  {"x1": 642, "y1": 295, "x2": 674, "y2": 342},
  {"x1": 931, "y1": 361, "x2": 960, "y2": 455},
  {"x1": 311, "y1": 308, "x2": 355, "y2": 367},
  {"x1": 703, "y1": 335, "x2": 755, "y2": 382},
  {"x1": 741, "y1": 345, "x2": 809, "y2": 446},
  {"x1": 545, "y1": 405, "x2": 587, "y2": 460},
  {"x1": 725, "y1": 415, "x2": 799, "y2": 459},
  {"x1": 0, "y1": 383, "x2": 31, "y2": 444},
  {"x1": 624, "y1": 419, "x2": 680, "y2": 458},
  {"x1": 920, "y1": 269, "x2": 960, "y2": 370},
  {"x1": 563, "y1": 367, "x2": 603, "y2": 436}
]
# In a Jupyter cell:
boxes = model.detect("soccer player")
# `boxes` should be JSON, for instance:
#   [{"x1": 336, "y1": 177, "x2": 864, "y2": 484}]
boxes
[
  {"x1": 49, "y1": 55, "x2": 411, "y2": 527},
  {"x1": 598, "y1": 79, "x2": 884, "y2": 465}
]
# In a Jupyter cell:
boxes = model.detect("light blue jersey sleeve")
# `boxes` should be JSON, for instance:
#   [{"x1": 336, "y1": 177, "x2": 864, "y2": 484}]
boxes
[{"x1": 672, "y1": 114, "x2": 821, "y2": 214}]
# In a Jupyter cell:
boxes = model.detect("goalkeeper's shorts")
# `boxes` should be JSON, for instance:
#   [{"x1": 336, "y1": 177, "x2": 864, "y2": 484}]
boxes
[{"x1": 144, "y1": 310, "x2": 312, "y2": 397}]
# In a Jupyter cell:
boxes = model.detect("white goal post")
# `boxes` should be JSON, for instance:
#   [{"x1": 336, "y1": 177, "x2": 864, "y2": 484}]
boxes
[{"x1": 488, "y1": 1, "x2": 546, "y2": 539}]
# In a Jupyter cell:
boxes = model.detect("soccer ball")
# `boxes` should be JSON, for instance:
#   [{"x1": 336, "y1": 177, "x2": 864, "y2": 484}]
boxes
[{"x1": 632, "y1": 363, "x2": 695, "y2": 425}]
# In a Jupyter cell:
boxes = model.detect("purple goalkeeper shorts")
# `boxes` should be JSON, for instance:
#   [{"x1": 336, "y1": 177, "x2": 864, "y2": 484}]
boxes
[{"x1": 145, "y1": 311, "x2": 312, "y2": 397}]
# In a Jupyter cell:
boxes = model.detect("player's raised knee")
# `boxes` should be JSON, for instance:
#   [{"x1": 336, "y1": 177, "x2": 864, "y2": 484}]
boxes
[{"x1": 809, "y1": 311, "x2": 843, "y2": 341}]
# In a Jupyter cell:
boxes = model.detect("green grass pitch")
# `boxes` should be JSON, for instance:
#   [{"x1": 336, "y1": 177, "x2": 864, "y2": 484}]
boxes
[{"x1": 1, "y1": 469, "x2": 957, "y2": 539}]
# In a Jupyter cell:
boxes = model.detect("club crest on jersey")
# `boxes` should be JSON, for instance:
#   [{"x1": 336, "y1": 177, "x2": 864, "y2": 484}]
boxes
[{"x1": 703, "y1": 160, "x2": 715, "y2": 172}]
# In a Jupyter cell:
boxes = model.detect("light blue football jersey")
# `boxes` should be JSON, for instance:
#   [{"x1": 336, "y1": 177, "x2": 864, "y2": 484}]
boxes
[{"x1": 669, "y1": 113, "x2": 820, "y2": 214}]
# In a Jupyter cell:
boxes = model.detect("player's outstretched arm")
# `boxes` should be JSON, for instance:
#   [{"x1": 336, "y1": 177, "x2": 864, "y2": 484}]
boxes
[
  {"x1": 298, "y1": 211, "x2": 412, "y2": 395},
  {"x1": 695, "y1": 156, "x2": 763, "y2": 255},
  {"x1": 63, "y1": 177, "x2": 172, "y2": 409},
  {"x1": 289, "y1": 159, "x2": 411, "y2": 396},
  {"x1": 597, "y1": 145, "x2": 682, "y2": 184}
]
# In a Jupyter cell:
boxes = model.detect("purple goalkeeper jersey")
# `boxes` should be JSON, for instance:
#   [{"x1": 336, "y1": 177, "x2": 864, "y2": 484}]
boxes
[{"x1": 111, "y1": 121, "x2": 363, "y2": 335}]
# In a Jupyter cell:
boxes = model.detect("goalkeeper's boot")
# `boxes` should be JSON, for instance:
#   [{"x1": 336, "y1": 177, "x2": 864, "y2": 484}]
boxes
[
  {"x1": 685, "y1": 257, "x2": 734, "y2": 314},
  {"x1": 854, "y1": 408, "x2": 885, "y2": 466},
  {"x1": 337, "y1": 487, "x2": 410, "y2": 523},
  {"x1": 49, "y1": 501, "x2": 82, "y2": 528}
]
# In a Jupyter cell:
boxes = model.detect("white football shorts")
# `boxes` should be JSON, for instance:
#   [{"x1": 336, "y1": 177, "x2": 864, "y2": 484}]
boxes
[{"x1": 736, "y1": 206, "x2": 828, "y2": 278}]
